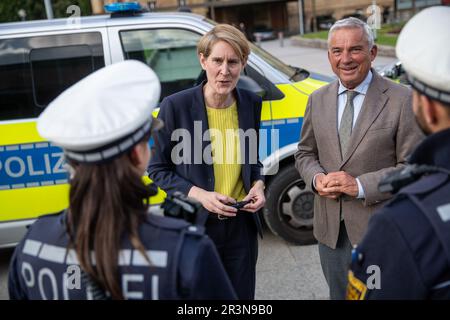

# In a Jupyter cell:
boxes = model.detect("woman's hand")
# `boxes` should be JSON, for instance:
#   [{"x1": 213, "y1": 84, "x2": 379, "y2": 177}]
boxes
[
  {"x1": 241, "y1": 180, "x2": 266, "y2": 213},
  {"x1": 188, "y1": 186, "x2": 238, "y2": 217}
]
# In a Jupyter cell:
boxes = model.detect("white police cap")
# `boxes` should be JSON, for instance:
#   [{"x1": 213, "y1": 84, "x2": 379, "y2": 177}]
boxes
[
  {"x1": 396, "y1": 6, "x2": 450, "y2": 104},
  {"x1": 37, "y1": 60, "x2": 162, "y2": 163}
]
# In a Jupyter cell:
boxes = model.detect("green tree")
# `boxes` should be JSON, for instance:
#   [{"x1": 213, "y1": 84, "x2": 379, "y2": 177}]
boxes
[
  {"x1": 53, "y1": 0, "x2": 92, "y2": 18},
  {"x1": 0, "y1": 1, "x2": 45, "y2": 22},
  {"x1": 0, "y1": 0, "x2": 92, "y2": 23}
]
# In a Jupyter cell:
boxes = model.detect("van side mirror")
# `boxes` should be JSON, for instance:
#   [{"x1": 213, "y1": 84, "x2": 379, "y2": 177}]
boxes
[{"x1": 237, "y1": 75, "x2": 266, "y2": 98}]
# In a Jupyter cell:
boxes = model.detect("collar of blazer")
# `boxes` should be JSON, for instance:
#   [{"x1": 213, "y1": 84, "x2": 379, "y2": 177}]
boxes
[
  {"x1": 187, "y1": 79, "x2": 256, "y2": 179},
  {"x1": 321, "y1": 69, "x2": 390, "y2": 168},
  {"x1": 190, "y1": 79, "x2": 254, "y2": 141}
]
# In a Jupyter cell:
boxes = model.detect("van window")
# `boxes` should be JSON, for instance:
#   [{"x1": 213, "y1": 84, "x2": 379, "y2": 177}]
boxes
[
  {"x1": 0, "y1": 32, "x2": 104, "y2": 121},
  {"x1": 120, "y1": 28, "x2": 202, "y2": 100}
]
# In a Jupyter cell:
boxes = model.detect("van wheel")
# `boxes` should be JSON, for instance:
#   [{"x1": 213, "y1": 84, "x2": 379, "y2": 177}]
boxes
[{"x1": 263, "y1": 164, "x2": 316, "y2": 245}]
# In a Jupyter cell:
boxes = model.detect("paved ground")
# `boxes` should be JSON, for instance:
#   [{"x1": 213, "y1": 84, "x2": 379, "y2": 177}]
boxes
[
  {"x1": 0, "y1": 248, "x2": 12, "y2": 299},
  {"x1": 255, "y1": 230, "x2": 329, "y2": 300},
  {"x1": 0, "y1": 40, "x2": 396, "y2": 300}
]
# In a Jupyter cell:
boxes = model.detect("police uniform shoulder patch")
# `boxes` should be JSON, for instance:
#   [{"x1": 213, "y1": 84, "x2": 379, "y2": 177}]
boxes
[
  {"x1": 37, "y1": 210, "x2": 65, "y2": 220},
  {"x1": 31, "y1": 210, "x2": 66, "y2": 231},
  {"x1": 146, "y1": 214, "x2": 190, "y2": 231},
  {"x1": 184, "y1": 225, "x2": 205, "y2": 237},
  {"x1": 400, "y1": 173, "x2": 449, "y2": 195},
  {"x1": 346, "y1": 271, "x2": 367, "y2": 300}
]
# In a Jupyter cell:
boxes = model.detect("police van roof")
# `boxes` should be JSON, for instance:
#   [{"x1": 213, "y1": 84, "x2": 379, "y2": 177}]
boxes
[{"x1": 0, "y1": 12, "x2": 208, "y2": 37}]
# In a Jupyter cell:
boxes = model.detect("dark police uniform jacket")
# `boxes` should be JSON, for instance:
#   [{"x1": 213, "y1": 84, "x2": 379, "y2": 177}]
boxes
[
  {"x1": 347, "y1": 128, "x2": 450, "y2": 299},
  {"x1": 8, "y1": 211, "x2": 237, "y2": 300},
  {"x1": 147, "y1": 82, "x2": 265, "y2": 237}
]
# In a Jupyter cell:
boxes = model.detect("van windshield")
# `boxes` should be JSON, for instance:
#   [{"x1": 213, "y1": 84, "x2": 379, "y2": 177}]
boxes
[{"x1": 248, "y1": 42, "x2": 308, "y2": 82}]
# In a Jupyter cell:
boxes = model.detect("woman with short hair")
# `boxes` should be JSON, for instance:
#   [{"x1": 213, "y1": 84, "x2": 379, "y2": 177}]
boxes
[{"x1": 148, "y1": 24, "x2": 266, "y2": 299}]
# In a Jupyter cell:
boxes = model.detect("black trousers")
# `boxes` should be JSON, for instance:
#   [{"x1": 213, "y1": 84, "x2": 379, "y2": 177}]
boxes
[{"x1": 205, "y1": 211, "x2": 258, "y2": 300}]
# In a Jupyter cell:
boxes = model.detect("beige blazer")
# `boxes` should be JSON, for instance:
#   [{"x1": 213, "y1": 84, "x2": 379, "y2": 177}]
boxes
[{"x1": 295, "y1": 71, "x2": 424, "y2": 249}]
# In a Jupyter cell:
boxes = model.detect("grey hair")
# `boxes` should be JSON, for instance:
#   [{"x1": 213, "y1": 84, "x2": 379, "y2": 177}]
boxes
[{"x1": 327, "y1": 17, "x2": 375, "y2": 49}]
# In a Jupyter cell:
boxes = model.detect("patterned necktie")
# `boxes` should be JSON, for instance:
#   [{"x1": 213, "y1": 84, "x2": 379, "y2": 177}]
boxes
[{"x1": 339, "y1": 90, "x2": 358, "y2": 158}]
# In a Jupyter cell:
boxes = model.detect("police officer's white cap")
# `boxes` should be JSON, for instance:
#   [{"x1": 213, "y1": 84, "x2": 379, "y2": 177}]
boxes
[
  {"x1": 396, "y1": 6, "x2": 450, "y2": 104},
  {"x1": 37, "y1": 60, "x2": 162, "y2": 163}
]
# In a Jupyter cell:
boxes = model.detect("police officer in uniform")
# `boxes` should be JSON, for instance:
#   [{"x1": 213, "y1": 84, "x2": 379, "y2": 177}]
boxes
[
  {"x1": 8, "y1": 60, "x2": 237, "y2": 300},
  {"x1": 346, "y1": 6, "x2": 450, "y2": 299}
]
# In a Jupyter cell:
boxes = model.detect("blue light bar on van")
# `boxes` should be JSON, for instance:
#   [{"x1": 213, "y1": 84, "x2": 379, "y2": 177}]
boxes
[{"x1": 104, "y1": 2, "x2": 142, "y2": 13}]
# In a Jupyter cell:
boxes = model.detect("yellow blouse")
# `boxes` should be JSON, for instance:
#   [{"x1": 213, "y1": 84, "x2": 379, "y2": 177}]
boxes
[{"x1": 206, "y1": 102, "x2": 247, "y2": 201}]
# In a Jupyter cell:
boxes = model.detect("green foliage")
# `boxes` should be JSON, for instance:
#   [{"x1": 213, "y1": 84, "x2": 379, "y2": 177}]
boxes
[
  {"x1": 53, "y1": 0, "x2": 92, "y2": 18},
  {"x1": 374, "y1": 33, "x2": 398, "y2": 47},
  {"x1": 0, "y1": 0, "x2": 93, "y2": 23},
  {"x1": 300, "y1": 23, "x2": 403, "y2": 47},
  {"x1": 301, "y1": 31, "x2": 329, "y2": 40},
  {"x1": 0, "y1": 1, "x2": 45, "y2": 22}
]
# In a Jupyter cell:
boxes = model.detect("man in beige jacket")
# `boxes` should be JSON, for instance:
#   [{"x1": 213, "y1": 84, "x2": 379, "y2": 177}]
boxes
[{"x1": 295, "y1": 17, "x2": 423, "y2": 299}]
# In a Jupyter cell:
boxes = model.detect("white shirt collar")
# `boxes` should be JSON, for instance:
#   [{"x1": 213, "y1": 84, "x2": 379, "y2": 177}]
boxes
[{"x1": 338, "y1": 70, "x2": 373, "y2": 95}]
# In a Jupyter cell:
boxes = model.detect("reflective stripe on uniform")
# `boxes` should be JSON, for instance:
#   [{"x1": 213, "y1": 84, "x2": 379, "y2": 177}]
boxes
[{"x1": 22, "y1": 240, "x2": 168, "y2": 268}]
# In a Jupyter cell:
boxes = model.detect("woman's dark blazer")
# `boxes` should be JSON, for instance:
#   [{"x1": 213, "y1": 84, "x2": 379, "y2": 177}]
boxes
[{"x1": 148, "y1": 82, "x2": 265, "y2": 237}]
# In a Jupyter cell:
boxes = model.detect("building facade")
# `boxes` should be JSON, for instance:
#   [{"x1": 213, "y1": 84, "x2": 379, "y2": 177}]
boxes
[{"x1": 91, "y1": 0, "x2": 445, "y2": 36}]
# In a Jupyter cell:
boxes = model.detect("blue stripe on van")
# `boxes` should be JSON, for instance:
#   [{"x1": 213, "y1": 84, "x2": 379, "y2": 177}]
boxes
[{"x1": 258, "y1": 117, "x2": 304, "y2": 159}]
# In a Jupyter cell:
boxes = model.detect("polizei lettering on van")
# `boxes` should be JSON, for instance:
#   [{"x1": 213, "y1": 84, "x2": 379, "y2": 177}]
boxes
[{"x1": 0, "y1": 142, "x2": 67, "y2": 190}]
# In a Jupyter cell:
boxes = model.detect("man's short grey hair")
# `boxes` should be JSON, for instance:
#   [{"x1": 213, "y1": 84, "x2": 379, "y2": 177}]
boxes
[{"x1": 328, "y1": 17, "x2": 375, "y2": 49}]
